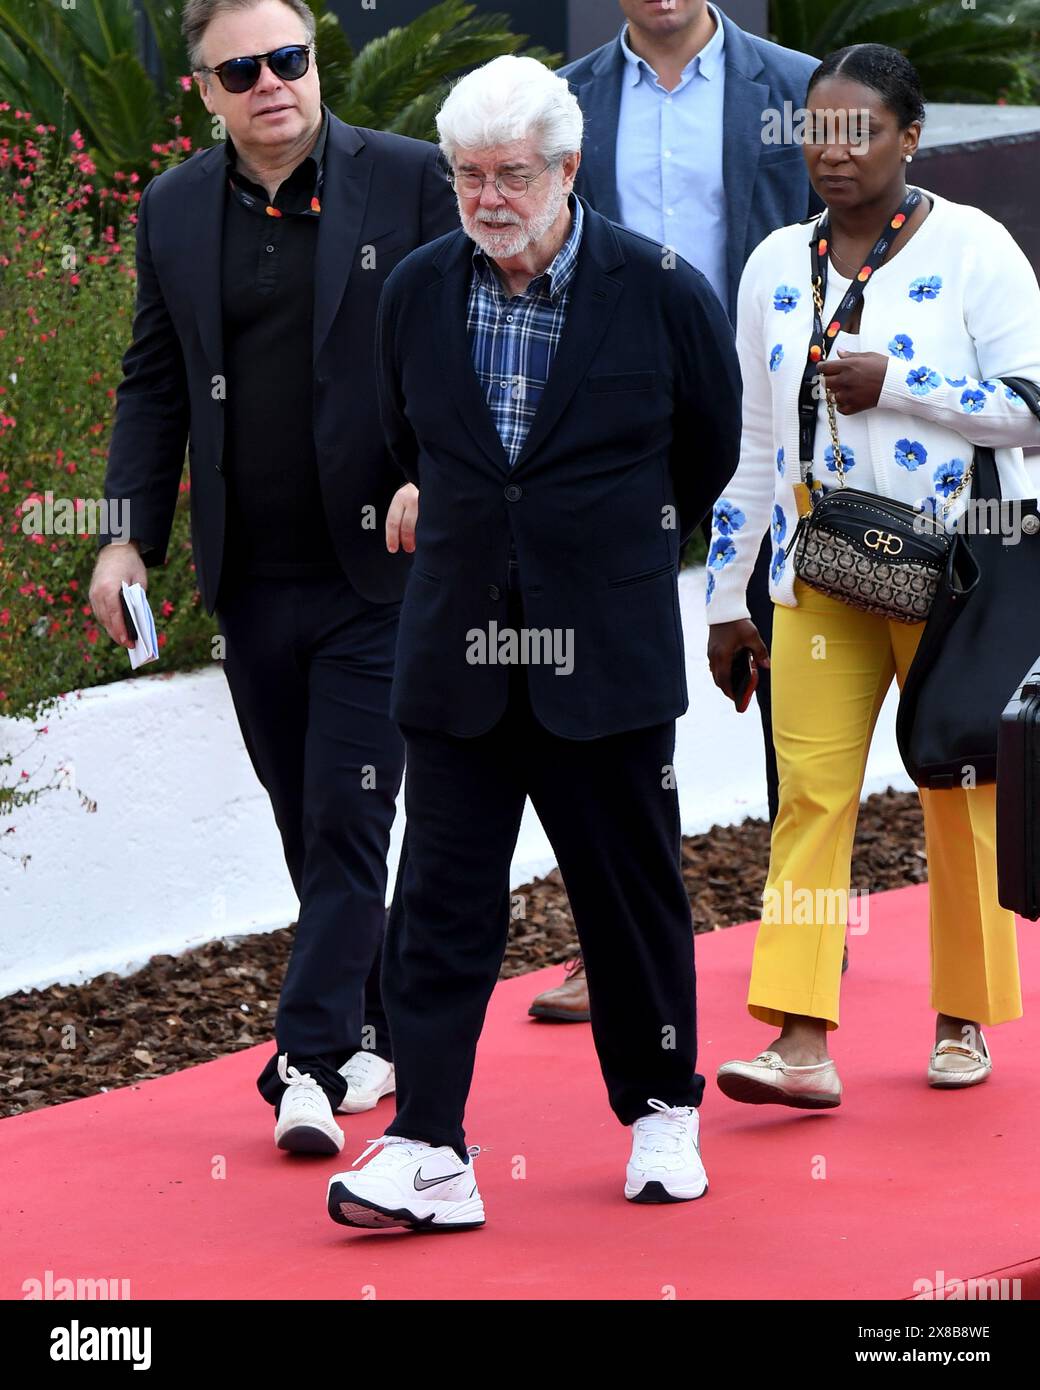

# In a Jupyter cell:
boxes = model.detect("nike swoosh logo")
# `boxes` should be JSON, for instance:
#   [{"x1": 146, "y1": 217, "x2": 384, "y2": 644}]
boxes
[{"x1": 413, "y1": 1168, "x2": 458, "y2": 1192}]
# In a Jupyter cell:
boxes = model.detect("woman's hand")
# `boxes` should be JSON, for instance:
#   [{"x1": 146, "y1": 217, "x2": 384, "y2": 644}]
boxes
[
  {"x1": 707, "y1": 618, "x2": 770, "y2": 701},
  {"x1": 817, "y1": 350, "x2": 888, "y2": 414}
]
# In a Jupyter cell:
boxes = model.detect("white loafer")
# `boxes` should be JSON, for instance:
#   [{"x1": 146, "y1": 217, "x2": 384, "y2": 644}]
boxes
[
  {"x1": 928, "y1": 1032, "x2": 992, "y2": 1088},
  {"x1": 717, "y1": 1051, "x2": 842, "y2": 1109}
]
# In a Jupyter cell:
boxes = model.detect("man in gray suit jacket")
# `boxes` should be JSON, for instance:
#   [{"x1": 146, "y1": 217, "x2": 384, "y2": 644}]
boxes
[{"x1": 529, "y1": 0, "x2": 820, "y2": 1022}]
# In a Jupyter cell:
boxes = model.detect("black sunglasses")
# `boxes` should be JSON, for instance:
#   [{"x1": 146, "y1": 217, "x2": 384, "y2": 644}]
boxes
[{"x1": 197, "y1": 43, "x2": 312, "y2": 94}]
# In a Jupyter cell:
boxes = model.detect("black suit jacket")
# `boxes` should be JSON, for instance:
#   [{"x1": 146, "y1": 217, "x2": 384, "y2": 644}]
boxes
[
  {"x1": 376, "y1": 198, "x2": 742, "y2": 740},
  {"x1": 102, "y1": 113, "x2": 458, "y2": 612}
]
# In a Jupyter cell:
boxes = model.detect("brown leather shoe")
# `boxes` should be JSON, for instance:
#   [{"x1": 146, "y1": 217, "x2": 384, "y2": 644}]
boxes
[
  {"x1": 528, "y1": 955, "x2": 590, "y2": 1022},
  {"x1": 526, "y1": 945, "x2": 844, "y2": 1022}
]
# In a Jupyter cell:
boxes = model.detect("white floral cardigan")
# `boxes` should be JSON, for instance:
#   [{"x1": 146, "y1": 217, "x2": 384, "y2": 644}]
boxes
[{"x1": 705, "y1": 186, "x2": 1040, "y2": 624}]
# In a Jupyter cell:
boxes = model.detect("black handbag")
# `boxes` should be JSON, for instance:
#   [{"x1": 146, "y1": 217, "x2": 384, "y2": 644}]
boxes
[
  {"x1": 896, "y1": 412, "x2": 1040, "y2": 788},
  {"x1": 996, "y1": 654, "x2": 1040, "y2": 919}
]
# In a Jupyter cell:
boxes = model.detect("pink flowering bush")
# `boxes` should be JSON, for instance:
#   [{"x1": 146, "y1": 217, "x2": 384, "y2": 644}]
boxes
[{"x1": 0, "y1": 108, "x2": 216, "y2": 725}]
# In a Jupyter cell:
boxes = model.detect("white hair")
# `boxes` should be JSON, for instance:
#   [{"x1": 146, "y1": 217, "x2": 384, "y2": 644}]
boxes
[{"x1": 436, "y1": 55, "x2": 584, "y2": 166}]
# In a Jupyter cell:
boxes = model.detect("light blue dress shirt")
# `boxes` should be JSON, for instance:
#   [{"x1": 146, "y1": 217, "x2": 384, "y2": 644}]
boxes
[{"x1": 615, "y1": 5, "x2": 727, "y2": 306}]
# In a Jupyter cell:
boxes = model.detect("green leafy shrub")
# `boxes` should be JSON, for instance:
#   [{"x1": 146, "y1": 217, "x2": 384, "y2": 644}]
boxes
[
  {"x1": 0, "y1": 0, "x2": 216, "y2": 186},
  {"x1": 0, "y1": 106, "x2": 216, "y2": 725}
]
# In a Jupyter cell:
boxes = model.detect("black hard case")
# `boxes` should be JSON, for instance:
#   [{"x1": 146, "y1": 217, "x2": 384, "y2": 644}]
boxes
[{"x1": 997, "y1": 655, "x2": 1040, "y2": 920}]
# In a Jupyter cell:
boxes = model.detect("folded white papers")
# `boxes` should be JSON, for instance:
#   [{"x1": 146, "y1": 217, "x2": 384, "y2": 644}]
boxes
[{"x1": 122, "y1": 581, "x2": 159, "y2": 671}]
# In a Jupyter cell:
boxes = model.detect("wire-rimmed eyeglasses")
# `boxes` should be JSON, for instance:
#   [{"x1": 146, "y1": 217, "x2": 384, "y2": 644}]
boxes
[{"x1": 447, "y1": 162, "x2": 556, "y2": 199}]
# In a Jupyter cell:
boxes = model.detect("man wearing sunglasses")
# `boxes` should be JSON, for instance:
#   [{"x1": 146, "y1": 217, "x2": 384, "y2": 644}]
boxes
[{"x1": 91, "y1": 0, "x2": 458, "y2": 1155}]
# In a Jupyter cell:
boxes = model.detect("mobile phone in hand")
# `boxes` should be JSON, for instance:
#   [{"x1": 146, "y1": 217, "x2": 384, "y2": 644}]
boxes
[
  {"x1": 119, "y1": 590, "x2": 140, "y2": 646},
  {"x1": 730, "y1": 647, "x2": 758, "y2": 714}
]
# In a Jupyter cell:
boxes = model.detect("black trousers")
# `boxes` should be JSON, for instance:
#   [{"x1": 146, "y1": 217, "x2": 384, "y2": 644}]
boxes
[
  {"x1": 381, "y1": 587, "x2": 703, "y2": 1160},
  {"x1": 215, "y1": 572, "x2": 405, "y2": 1110}
]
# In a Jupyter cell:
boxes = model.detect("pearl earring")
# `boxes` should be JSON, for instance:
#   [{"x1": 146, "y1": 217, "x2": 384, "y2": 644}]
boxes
[{"x1": 905, "y1": 154, "x2": 914, "y2": 163}]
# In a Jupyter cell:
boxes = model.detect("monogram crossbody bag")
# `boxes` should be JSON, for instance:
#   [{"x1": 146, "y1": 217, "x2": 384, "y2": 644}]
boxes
[{"x1": 789, "y1": 188, "x2": 973, "y2": 623}]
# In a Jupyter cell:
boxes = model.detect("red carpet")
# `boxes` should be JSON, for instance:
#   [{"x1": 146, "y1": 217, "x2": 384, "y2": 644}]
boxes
[{"x1": 3, "y1": 884, "x2": 1038, "y2": 1301}]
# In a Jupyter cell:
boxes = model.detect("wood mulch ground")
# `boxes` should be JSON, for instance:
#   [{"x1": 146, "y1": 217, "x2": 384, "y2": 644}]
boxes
[{"x1": 0, "y1": 788, "x2": 925, "y2": 1117}]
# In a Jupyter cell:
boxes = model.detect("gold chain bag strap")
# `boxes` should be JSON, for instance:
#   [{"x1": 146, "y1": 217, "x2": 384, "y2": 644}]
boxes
[{"x1": 790, "y1": 191, "x2": 973, "y2": 623}]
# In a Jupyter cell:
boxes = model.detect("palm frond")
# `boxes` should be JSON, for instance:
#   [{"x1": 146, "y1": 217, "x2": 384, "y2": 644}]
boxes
[
  {"x1": 138, "y1": 0, "x2": 195, "y2": 84},
  {"x1": 0, "y1": 1, "x2": 96, "y2": 138},
  {"x1": 770, "y1": 0, "x2": 1040, "y2": 101},
  {"x1": 80, "y1": 50, "x2": 165, "y2": 166}
]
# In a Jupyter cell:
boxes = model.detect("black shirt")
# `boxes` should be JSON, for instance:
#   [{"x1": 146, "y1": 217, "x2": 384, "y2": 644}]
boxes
[{"x1": 220, "y1": 107, "x2": 341, "y2": 581}]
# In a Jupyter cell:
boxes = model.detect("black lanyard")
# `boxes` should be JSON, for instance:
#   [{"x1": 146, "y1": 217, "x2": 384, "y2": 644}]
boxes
[
  {"x1": 797, "y1": 187, "x2": 921, "y2": 480},
  {"x1": 226, "y1": 158, "x2": 324, "y2": 220}
]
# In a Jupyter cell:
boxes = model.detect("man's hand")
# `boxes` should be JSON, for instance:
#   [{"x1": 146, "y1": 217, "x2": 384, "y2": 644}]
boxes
[
  {"x1": 386, "y1": 483, "x2": 419, "y2": 554},
  {"x1": 89, "y1": 542, "x2": 147, "y2": 648},
  {"x1": 707, "y1": 618, "x2": 770, "y2": 702},
  {"x1": 817, "y1": 350, "x2": 888, "y2": 415}
]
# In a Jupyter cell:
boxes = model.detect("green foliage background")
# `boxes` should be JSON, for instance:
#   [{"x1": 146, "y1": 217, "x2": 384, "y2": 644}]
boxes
[{"x1": 770, "y1": 0, "x2": 1040, "y2": 104}]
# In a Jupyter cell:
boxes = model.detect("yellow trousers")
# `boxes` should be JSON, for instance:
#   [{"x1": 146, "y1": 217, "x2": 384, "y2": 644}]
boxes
[{"x1": 749, "y1": 579, "x2": 1022, "y2": 1031}]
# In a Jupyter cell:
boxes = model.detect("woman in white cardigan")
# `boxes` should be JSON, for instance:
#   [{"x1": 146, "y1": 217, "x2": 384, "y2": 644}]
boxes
[{"x1": 706, "y1": 43, "x2": 1040, "y2": 1107}]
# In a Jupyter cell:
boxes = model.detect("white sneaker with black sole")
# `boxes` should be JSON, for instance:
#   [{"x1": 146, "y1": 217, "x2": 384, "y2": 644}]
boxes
[
  {"x1": 625, "y1": 1098, "x2": 708, "y2": 1203},
  {"x1": 273, "y1": 1054, "x2": 344, "y2": 1156},
  {"x1": 337, "y1": 1050, "x2": 396, "y2": 1114},
  {"x1": 327, "y1": 1135, "x2": 485, "y2": 1231}
]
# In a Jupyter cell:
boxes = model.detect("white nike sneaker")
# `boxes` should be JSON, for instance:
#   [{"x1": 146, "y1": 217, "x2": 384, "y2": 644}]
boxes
[
  {"x1": 327, "y1": 1136, "x2": 485, "y2": 1231},
  {"x1": 337, "y1": 1050, "x2": 396, "y2": 1114},
  {"x1": 625, "y1": 1098, "x2": 708, "y2": 1203},
  {"x1": 273, "y1": 1055, "x2": 344, "y2": 1156}
]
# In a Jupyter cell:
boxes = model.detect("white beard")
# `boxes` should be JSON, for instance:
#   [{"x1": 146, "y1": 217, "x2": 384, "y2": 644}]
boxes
[{"x1": 464, "y1": 179, "x2": 569, "y2": 262}]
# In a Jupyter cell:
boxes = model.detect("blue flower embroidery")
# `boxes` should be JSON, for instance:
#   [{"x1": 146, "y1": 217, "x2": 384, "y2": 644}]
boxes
[
  {"x1": 895, "y1": 438, "x2": 928, "y2": 471},
  {"x1": 769, "y1": 344, "x2": 784, "y2": 372},
  {"x1": 771, "y1": 504, "x2": 787, "y2": 545},
  {"x1": 889, "y1": 334, "x2": 914, "y2": 361},
  {"x1": 916, "y1": 496, "x2": 941, "y2": 521},
  {"x1": 712, "y1": 498, "x2": 746, "y2": 535},
  {"x1": 824, "y1": 444, "x2": 855, "y2": 472},
  {"x1": 907, "y1": 367, "x2": 941, "y2": 395},
  {"x1": 708, "y1": 536, "x2": 737, "y2": 571},
  {"x1": 960, "y1": 388, "x2": 987, "y2": 414},
  {"x1": 771, "y1": 545, "x2": 787, "y2": 583},
  {"x1": 909, "y1": 275, "x2": 942, "y2": 302},
  {"x1": 705, "y1": 571, "x2": 716, "y2": 603},
  {"x1": 1006, "y1": 384, "x2": 1028, "y2": 404},
  {"x1": 944, "y1": 375, "x2": 968, "y2": 388},
  {"x1": 776, "y1": 446, "x2": 785, "y2": 477},
  {"x1": 934, "y1": 459, "x2": 967, "y2": 497},
  {"x1": 979, "y1": 379, "x2": 997, "y2": 392},
  {"x1": 774, "y1": 285, "x2": 800, "y2": 314}
]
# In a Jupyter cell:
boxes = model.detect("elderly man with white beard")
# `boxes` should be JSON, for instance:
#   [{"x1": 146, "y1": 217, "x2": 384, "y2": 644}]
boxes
[{"x1": 326, "y1": 55, "x2": 742, "y2": 1232}]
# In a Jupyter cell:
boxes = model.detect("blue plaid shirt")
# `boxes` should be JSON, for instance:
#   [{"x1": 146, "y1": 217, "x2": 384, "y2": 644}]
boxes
[{"x1": 467, "y1": 196, "x2": 585, "y2": 468}]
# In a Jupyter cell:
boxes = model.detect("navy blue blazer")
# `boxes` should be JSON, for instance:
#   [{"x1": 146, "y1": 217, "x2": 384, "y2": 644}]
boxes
[
  {"x1": 560, "y1": 14, "x2": 821, "y2": 322},
  {"x1": 376, "y1": 198, "x2": 742, "y2": 740}
]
